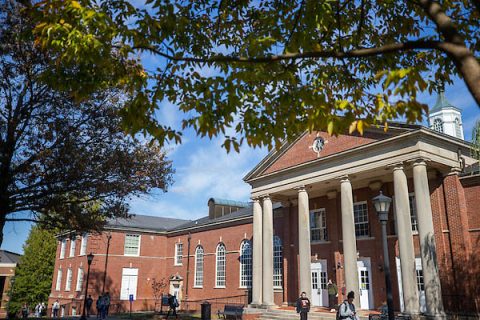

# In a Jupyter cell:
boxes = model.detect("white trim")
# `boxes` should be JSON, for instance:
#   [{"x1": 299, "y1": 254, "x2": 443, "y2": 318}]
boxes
[
  {"x1": 124, "y1": 234, "x2": 141, "y2": 256},
  {"x1": 174, "y1": 243, "x2": 183, "y2": 266},
  {"x1": 194, "y1": 245, "x2": 204, "y2": 287},
  {"x1": 215, "y1": 243, "x2": 226, "y2": 288},
  {"x1": 353, "y1": 201, "x2": 370, "y2": 238}
]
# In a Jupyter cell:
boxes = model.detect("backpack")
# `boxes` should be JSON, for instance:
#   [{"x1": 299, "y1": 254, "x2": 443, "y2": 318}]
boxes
[{"x1": 336, "y1": 302, "x2": 347, "y2": 320}]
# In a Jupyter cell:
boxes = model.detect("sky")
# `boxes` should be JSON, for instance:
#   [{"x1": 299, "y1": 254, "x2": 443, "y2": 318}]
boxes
[{"x1": 1, "y1": 76, "x2": 479, "y2": 255}]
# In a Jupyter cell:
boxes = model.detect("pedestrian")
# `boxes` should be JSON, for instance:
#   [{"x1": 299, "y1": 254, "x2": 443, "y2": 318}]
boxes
[
  {"x1": 40, "y1": 302, "x2": 46, "y2": 317},
  {"x1": 21, "y1": 303, "x2": 29, "y2": 319},
  {"x1": 35, "y1": 303, "x2": 41, "y2": 317},
  {"x1": 52, "y1": 300, "x2": 60, "y2": 318},
  {"x1": 338, "y1": 291, "x2": 357, "y2": 320},
  {"x1": 296, "y1": 291, "x2": 311, "y2": 320},
  {"x1": 96, "y1": 296, "x2": 102, "y2": 319},
  {"x1": 327, "y1": 279, "x2": 338, "y2": 311},
  {"x1": 166, "y1": 294, "x2": 179, "y2": 319},
  {"x1": 100, "y1": 294, "x2": 107, "y2": 320},
  {"x1": 86, "y1": 295, "x2": 94, "y2": 317},
  {"x1": 104, "y1": 292, "x2": 111, "y2": 316}
]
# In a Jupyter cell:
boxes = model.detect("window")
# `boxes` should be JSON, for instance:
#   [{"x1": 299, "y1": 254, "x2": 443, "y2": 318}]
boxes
[
  {"x1": 80, "y1": 233, "x2": 88, "y2": 256},
  {"x1": 320, "y1": 271, "x2": 327, "y2": 289},
  {"x1": 120, "y1": 268, "x2": 138, "y2": 300},
  {"x1": 124, "y1": 234, "x2": 140, "y2": 256},
  {"x1": 175, "y1": 243, "x2": 183, "y2": 265},
  {"x1": 354, "y1": 202, "x2": 370, "y2": 237},
  {"x1": 273, "y1": 236, "x2": 283, "y2": 288},
  {"x1": 194, "y1": 246, "x2": 204, "y2": 287},
  {"x1": 69, "y1": 238, "x2": 76, "y2": 257},
  {"x1": 310, "y1": 209, "x2": 328, "y2": 241},
  {"x1": 455, "y1": 118, "x2": 462, "y2": 138},
  {"x1": 65, "y1": 268, "x2": 73, "y2": 291},
  {"x1": 409, "y1": 194, "x2": 418, "y2": 232},
  {"x1": 433, "y1": 118, "x2": 444, "y2": 133},
  {"x1": 239, "y1": 240, "x2": 252, "y2": 288},
  {"x1": 416, "y1": 269, "x2": 424, "y2": 291},
  {"x1": 56, "y1": 269, "x2": 63, "y2": 291},
  {"x1": 215, "y1": 243, "x2": 226, "y2": 287},
  {"x1": 60, "y1": 239, "x2": 66, "y2": 259},
  {"x1": 76, "y1": 268, "x2": 84, "y2": 291}
]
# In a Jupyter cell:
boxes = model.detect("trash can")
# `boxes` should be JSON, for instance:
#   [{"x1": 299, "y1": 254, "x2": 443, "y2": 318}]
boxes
[{"x1": 201, "y1": 301, "x2": 211, "y2": 320}]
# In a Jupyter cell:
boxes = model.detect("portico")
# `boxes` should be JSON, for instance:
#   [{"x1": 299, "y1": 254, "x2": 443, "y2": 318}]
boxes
[{"x1": 244, "y1": 127, "x2": 476, "y2": 318}]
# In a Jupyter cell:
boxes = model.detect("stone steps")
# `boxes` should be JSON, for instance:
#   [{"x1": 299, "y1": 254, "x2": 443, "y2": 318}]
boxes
[{"x1": 258, "y1": 309, "x2": 370, "y2": 320}]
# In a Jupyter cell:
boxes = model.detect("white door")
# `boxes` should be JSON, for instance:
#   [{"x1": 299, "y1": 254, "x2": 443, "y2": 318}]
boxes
[
  {"x1": 396, "y1": 257, "x2": 426, "y2": 313},
  {"x1": 311, "y1": 261, "x2": 328, "y2": 306},
  {"x1": 357, "y1": 258, "x2": 373, "y2": 310}
]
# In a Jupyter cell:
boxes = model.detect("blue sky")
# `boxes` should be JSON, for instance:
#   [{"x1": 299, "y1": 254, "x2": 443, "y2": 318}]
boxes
[{"x1": 2, "y1": 75, "x2": 479, "y2": 254}]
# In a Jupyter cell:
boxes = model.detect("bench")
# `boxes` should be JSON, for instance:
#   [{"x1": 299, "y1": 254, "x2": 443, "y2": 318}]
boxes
[{"x1": 217, "y1": 304, "x2": 244, "y2": 320}]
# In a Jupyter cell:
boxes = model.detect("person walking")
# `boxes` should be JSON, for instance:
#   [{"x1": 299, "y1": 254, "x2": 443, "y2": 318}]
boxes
[
  {"x1": 34, "y1": 303, "x2": 41, "y2": 317},
  {"x1": 21, "y1": 303, "x2": 29, "y2": 319},
  {"x1": 327, "y1": 279, "x2": 338, "y2": 311},
  {"x1": 86, "y1": 295, "x2": 94, "y2": 317},
  {"x1": 52, "y1": 300, "x2": 60, "y2": 318},
  {"x1": 296, "y1": 291, "x2": 311, "y2": 320},
  {"x1": 104, "y1": 292, "x2": 111, "y2": 316},
  {"x1": 166, "y1": 294, "x2": 179, "y2": 319},
  {"x1": 96, "y1": 296, "x2": 102, "y2": 319},
  {"x1": 339, "y1": 291, "x2": 357, "y2": 320}
]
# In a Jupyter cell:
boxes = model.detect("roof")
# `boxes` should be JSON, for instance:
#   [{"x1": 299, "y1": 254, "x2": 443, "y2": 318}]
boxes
[
  {"x1": 208, "y1": 198, "x2": 250, "y2": 208},
  {"x1": 106, "y1": 214, "x2": 190, "y2": 232},
  {"x1": 0, "y1": 250, "x2": 21, "y2": 264},
  {"x1": 172, "y1": 202, "x2": 283, "y2": 232},
  {"x1": 431, "y1": 90, "x2": 461, "y2": 113}
]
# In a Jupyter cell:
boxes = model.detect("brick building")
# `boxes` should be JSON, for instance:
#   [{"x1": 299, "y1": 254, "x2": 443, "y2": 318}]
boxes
[
  {"x1": 0, "y1": 250, "x2": 21, "y2": 318},
  {"x1": 49, "y1": 96, "x2": 480, "y2": 318}
]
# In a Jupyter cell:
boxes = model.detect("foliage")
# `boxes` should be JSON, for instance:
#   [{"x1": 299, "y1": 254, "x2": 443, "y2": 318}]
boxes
[
  {"x1": 472, "y1": 119, "x2": 480, "y2": 162},
  {"x1": 7, "y1": 226, "x2": 57, "y2": 316},
  {"x1": 0, "y1": 1, "x2": 174, "y2": 246},
  {"x1": 28, "y1": 0, "x2": 480, "y2": 151}
]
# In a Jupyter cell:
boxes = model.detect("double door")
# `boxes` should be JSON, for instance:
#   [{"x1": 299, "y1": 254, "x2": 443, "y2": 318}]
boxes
[{"x1": 311, "y1": 260, "x2": 328, "y2": 307}]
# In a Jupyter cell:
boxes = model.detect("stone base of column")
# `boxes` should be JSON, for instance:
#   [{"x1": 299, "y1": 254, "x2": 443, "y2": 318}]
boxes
[{"x1": 424, "y1": 312, "x2": 447, "y2": 320}]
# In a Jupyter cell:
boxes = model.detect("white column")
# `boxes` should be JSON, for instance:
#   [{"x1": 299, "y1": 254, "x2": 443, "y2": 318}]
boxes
[
  {"x1": 412, "y1": 160, "x2": 445, "y2": 318},
  {"x1": 393, "y1": 165, "x2": 420, "y2": 315},
  {"x1": 251, "y1": 198, "x2": 263, "y2": 306},
  {"x1": 297, "y1": 187, "x2": 312, "y2": 297},
  {"x1": 340, "y1": 176, "x2": 360, "y2": 307},
  {"x1": 262, "y1": 196, "x2": 274, "y2": 306}
]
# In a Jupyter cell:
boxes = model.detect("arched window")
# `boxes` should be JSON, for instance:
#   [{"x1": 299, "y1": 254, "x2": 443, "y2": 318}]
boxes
[
  {"x1": 239, "y1": 240, "x2": 252, "y2": 288},
  {"x1": 273, "y1": 236, "x2": 283, "y2": 288},
  {"x1": 433, "y1": 118, "x2": 444, "y2": 133},
  {"x1": 194, "y1": 246, "x2": 204, "y2": 287},
  {"x1": 216, "y1": 243, "x2": 226, "y2": 287},
  {"x1": 455, "y1": 118, "x2": 462, "y2": 138}
]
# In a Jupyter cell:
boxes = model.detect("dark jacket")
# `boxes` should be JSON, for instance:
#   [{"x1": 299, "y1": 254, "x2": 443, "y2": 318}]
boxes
[{"x1": 296, "y1": 297, "x2": 311, "y2": 313}]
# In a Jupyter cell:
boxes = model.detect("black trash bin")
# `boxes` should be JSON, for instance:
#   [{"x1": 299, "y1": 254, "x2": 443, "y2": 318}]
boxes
[{"x1": 201, "y1": 301, "x2": 211, "y2": 320}]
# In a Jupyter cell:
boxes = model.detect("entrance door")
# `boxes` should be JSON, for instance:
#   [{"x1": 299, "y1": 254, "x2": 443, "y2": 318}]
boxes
[
  {"x1": 311, "y1": 261, "x2": 328, "y2": 306},
  {"x1": 357, "y1": 258, "x2": 373, "y2": 310},
  {"x1": 396, "y1": 257, "x2": 426, "y2": 313}
]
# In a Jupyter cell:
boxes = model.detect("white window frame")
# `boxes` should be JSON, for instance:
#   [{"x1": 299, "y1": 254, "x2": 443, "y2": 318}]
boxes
[
  {"x1": 79, "y1": 233, "x2": 88, "y2": 256},
  {"x1": 65, "y1": 268, "x2": 73, "y2": 291},
  {"x1": 433, "y1": 118, "x2": 444, "y2": 133},
  {"x1": 60, "y1": 239, "x2": 66, "y2": 259},
  {"x1": 273, "y1": 236, "x2": 283, "y2": 289},
  {"x1": 124, "y1": 234, "x2": 141, "y2": 256},
  {"x1": 310, "y1": 208, "x2": 328, "y2": 242},
  {"x1": 69, "y1": 238, "x2": 76, "y2": 257},
  {"x1": 239, "y1": 240, "x2": 252, "y2": 288},
  {"x1": 194, "y1": 246, "x2": 204, "y2": 288},
  {"x1": 353, "y1": 201, "x2": 370, "y2": 237},
  {"x1": 174, "y1": 243, "x2": 183, "y2": 266},
  {"x1": 76, "y1": 268, "x2": 84, "y2": 292},
  {"x1": 454, "y1": 118, "x2": 462, "y2": 138},
  {"x1": 215, "y1": 243, "x2": 226, "y2": 288},
  {"x1": 120, "y1": 268, "x2": 138, "y2": 300},
  {"x1": 408, "y1": 193, "x2": 419, "y2": 233},
  {"x1": 56, "y1": 268, "x2": 63, "y2": 291}
]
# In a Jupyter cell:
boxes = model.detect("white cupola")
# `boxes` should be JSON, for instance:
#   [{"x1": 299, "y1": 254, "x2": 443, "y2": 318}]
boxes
[{"x1": 428, "y1": 89, "x2": 464, "y2": 140}]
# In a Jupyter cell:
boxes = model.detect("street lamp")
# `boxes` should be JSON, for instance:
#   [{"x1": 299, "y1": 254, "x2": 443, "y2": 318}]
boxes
[
  {"x1": 372, "y1": 191, "x2": 394, "y2": 320},
  {"x1": 80, "y1": 253, "x2": 95, "y2": 320}
]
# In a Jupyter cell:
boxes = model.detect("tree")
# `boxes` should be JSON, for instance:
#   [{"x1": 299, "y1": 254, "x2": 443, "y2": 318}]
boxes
[
  {"x1": 472, "y1": 119, "x2": 480, "y2": 162},
  {"x1": 0, "y1": 1, "x2": 174, "y2": 246},
  {"x1": 7, "y1": 226, "x2": 57, "y2": 316},
  {"x1": 28, "y1": 0, "x2": 480, "y2": 151}
]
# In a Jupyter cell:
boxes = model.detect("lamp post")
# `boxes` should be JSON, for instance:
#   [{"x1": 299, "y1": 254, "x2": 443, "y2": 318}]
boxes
[
  {"x1": 80, "y1": 253, "x2": 94, "y2": 320},
  {"x1": 102, "y1": 232, "x2": 112, "y2": 294},
  {"x1": 372, "y1": 191, "x2": 394, "y2": 320},
  {"x1": 185, "y1": 233, "x2": 192, "y2": 304}
]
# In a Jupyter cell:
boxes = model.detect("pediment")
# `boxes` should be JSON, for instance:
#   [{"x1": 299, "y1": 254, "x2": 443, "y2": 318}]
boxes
[{"x1": 245, "y1": 127, "x2": 409, "y2": 181}]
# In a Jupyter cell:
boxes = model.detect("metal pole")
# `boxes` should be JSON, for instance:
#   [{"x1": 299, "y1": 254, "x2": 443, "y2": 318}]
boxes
[
  {"x1": 185, "y1": 233, "x2": 192, "y2": 308},
  {"x1": 80, "y1": 261, "x2": 92, "y2": 320},
  {"x1": 102, "y1": 233, "x2": 112, "y2": 294},
  {"x1": 381, "y1": 221, "x2": 395, "y2": 320}
]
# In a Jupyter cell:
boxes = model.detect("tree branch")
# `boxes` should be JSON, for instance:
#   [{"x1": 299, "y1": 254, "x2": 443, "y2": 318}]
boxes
[{"x1": 133, "y1": 40, "x2": 444, "y2": 63}]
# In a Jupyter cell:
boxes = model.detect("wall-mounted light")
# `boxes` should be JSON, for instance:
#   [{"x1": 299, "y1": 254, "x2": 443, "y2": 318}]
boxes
[{"x1": 336, "y1": 262, "x2": 343, "y2": 269}]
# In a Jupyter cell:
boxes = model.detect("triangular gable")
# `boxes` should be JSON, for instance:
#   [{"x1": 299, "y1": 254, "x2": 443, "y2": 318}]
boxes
[{"x1": 258, "y1": 129, "x2": 400, "y2": 177}]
